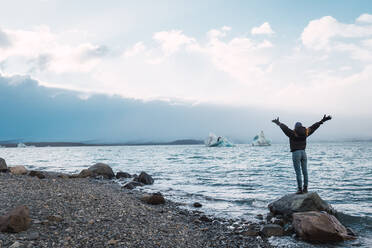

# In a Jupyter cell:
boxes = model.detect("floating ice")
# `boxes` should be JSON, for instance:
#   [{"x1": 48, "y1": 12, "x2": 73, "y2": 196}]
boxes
[
  {"x1": 252, "y1": 131, "x2": 271, "y2": 146},
  {"x1": 205, "y1": 133, "x2": 235, "y2": 147}
]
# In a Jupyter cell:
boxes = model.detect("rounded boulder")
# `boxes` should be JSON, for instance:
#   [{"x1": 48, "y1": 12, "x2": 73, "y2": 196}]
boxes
[
  {"x1": 9, "y1": 166, "x2": 28, "y2": 175},
  {"x1": 87, "y1": 163, "x2": 115, "y2": 179},
  {"x1": 135, "y1": 171, "x2": 154, "y2": 185}
]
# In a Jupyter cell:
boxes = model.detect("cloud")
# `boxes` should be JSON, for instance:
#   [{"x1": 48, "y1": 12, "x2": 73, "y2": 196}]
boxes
[
  {"x1": 0, "y1": 29, "x2": 11, "y2": 48},
  {"x1": 28, "y1": 54, "x2": 52, "y2": 73},
  {"x1": 1, "y1": 17, "x2": 372, "y2": 117},
  {"x1": 124, "y1": 42, "x2": 146, "y2": 57},
  {"x1": 0, "y1": 73, "x2": 283, "y2": 142},
  {"x1": 301, "y1": 16, "x2": 372, "y2": 50},
  {"x1": 0, "y1": 26, "x2": 108, "y2": 75},
  {"x1": 1, "y1": 73, "x2": 370, "y2": 142},
  {"x1": 251, "y1": 22, "x2": 274, "y2": 35},
  {"x1": 79, "y1": 45, "x2": 109, "y2": 60},
  {"x1": 356, "y1": 13, "x2": 372, "y2": 23},
  {"x1": 153, "y1": 30, "x2": 196, "y2": 55}
]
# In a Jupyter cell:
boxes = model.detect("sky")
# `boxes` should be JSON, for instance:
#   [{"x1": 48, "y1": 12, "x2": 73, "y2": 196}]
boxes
[{"x1": 0, "y1": 0, "x2": 372, "y2": 142}]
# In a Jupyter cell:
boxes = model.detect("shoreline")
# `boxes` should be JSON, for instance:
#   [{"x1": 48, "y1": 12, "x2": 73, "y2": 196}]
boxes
[{"x1": 0, "y1": 171, "x2": 272, "y2": 248}]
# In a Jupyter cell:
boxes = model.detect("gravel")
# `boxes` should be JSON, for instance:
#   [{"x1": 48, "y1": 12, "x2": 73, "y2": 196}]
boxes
[{"x1": 0, "y1": 172, "x2": 272, "y2": 248}]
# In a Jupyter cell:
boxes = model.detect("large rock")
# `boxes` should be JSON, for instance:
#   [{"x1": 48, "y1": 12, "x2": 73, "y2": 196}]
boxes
[
  {"x1": 141, "y1": 192, "x2": 165, "y2": 205},
  {"x1": 135, "y1": 171, "x2": 154, "y2": 185},
  {"x1": 9, "y1": 166, "x2": 28, "y2": 175},
  {"x1": 29, "y1": 171, "x2": 46, "y2": 179},
  {"x1": 293, "y1": 211, "x2": 355, "y2": 242},
  {"x1": 268, "y1": 192, "x2": 336, "y2": 217},
  {"x1": 0, "y1": 206, "x2": 31, "y2": 233},
  {"x1": 86, "y1": 163, "x2": 115, "y2": 179},
  {"x1": 0, "y1": 158, "x2": 7, "y2": 172},
  {"x1": 116, "y1": 172, "x2": 131, "y2": 179},
  {"x1": 77, "y1": 169, "x2": 94, "y2": 178}
]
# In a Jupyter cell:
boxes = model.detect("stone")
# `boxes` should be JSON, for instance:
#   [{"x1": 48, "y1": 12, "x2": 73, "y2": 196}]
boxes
[
  {"x1": 9, "y1": 241, "x2": 22, "y2": 248},
  {"x1": 29, "y1": 171, "x2": 45, "y2": 179},
  {"x1": 116, "y1": 172, "x2": 131, "y2": 179},
  {"x1": 260, "y1": 224, "x2": 284, "y2": 237},
  {"x1": 193, "y1": 219, "x2": 202, "y2": 224},
  {"x1": 9, "y1": 166, "x2": 28, "y2": 175},
  {"x1": 141, "y1": 192, "x2": 165, "y2": 205},
  {"x1": 292, "y1": 211, "x2": 355, "y2": 243},
  {"x1": 58, "y1": 174, "x2": 70, "y2": 179},
  {"x1": 47, "y1": 215, "x2": 63, "y2": 222},
  {"x1": 268, "y1": 192, "x2": 336, "y2": 217},
  {"x1": 87, "y1": 163, "x2": 115, "y2": 179},
  {"x1": 193, "y1": 202, "x2": 202, "y2": 208},
  {"x1": 122, "y1": 181, "x2": 144, "y2": 190},
  {"x1": 271, "y1": 217, "x2": 285, "y2": 226},
  {"x1": 108, "y1": 239, "x2": 118, "y2": 245},
  {"x1": 0, "y1": 206, "x2": 31, "y2": 233},
  {"x1": 77, "y1": 169, "x2": 93, "y2": 178},
  {"x1": 0, "y1": 158, "x2": 7, "y2": 172},
  {"x1": 242, "y1": 229, "x2": 259, "y2": 236},
  {"x1": 255, "y1": 214, "x2": 263, "y2": 220},
  {"x1": 135, "y1": 171, "x2": 154, "y2": 185},
  {"x1": 27, "y1": 231, "x2": 39, "y2": 240},
  {"x1": 199, "y1": 215, "x2": 212, "y2": 222}
]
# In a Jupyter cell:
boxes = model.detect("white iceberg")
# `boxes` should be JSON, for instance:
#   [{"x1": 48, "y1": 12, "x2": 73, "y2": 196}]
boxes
[
  {"x1": 205, "y1": 133, "x2": 235, "y2": 147},
  {"x1": 252, "y1": 131, "x2": 271, "y2": 146}
]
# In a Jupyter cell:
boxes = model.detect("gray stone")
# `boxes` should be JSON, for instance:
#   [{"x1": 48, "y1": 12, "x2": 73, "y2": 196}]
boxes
[
  {"x1": 260, "y1": 224, "x2": 284, "y2": 237},
  {"x1": 27, "y1": 232, "x2": 39, "y2": 240},
  {"x1": 199, "y1": 215, "x2": 212, "y2": 222},
  {"x1": 0, "y1": 158, "x2": 7, "y2": 172},
  {"x1": 9, "y1": 241, "x2": 23, "y2": 248},
  {"x1": 87, "y1": 163, "x2": 115, "y2": 179},
  {"x1": 268, "y1": 192, "x2": 336, "y2": 217},
  {"x1": 242, "y1": 229, "x2": 259, "y2": 236},
  {"x1": 116, "y1": 172, "x2": 131, "y2": 179},
  {"x1": 135, "y1": 171, "x2": 154, "y2": 185},
  {"x1": 77, "y1": 169, "x2": 93, "y2": 178},
  {"x1": 29, "y1": 171, "x2": 45, "y2": 179}
]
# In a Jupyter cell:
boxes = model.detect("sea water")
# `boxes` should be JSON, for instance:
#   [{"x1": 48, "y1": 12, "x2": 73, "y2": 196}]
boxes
[{"x1": 1, "y1": 142, "x2": 371, "y2": 247}]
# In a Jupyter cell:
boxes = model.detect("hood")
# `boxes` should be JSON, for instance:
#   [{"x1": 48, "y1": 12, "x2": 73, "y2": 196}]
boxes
[{"x1": 294, "y1": 126, "x2": 307, "y2": 137}]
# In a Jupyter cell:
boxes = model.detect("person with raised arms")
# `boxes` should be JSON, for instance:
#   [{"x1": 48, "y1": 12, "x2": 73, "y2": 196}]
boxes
[{"x1": 272, "y1": 115, "x2": 332, "y2": 194}]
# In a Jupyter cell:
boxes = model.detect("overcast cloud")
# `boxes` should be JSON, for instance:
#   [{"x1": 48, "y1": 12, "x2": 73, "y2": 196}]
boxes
[{"x1": 0, "y1": 1, "x2": 371, "y2": 141}]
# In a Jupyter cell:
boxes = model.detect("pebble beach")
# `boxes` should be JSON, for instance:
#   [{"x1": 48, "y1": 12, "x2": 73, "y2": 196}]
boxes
[{"x1": 0, "y1": 172, "x2": 272, "y2": 248}]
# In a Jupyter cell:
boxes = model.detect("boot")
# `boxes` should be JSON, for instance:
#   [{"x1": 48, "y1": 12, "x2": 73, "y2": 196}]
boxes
[
  {"x1": 303, "y1": 186, "x2": 308, "y2": 193},
  {"x1": 296, "y1": 187, "x2": 303, "y2": 194}
]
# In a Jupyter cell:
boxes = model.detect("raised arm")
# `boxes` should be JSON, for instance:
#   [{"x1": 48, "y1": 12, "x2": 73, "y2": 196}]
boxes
[
  {"x1": 307, "y1": 114, "x2": 332, "y2": 136},
  {"x1": 272, "y1": 117, "x2": 295, "y2": 138}
]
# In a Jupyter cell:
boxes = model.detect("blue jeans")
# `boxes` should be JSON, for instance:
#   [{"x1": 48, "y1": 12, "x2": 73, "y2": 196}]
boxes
[{"x1": 292, "y1": 150, "x2": 308, "y2": 188}]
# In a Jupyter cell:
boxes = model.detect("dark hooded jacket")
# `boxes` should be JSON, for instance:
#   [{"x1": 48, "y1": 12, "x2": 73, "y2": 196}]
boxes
[{"x1": 279, "y1": 121, "x2": 322, "y2": 152}]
